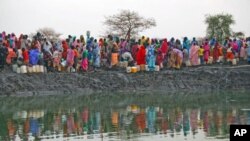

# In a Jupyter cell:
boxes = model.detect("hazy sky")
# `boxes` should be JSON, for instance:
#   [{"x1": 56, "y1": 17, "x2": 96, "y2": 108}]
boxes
[{"x1": 0, "y1": 0, "x2": 249, "y2": 39}]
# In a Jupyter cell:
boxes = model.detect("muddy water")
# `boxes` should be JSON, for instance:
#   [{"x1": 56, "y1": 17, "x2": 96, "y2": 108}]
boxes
[{"x1": 0, "y1": 91, "x2": 250, "y2": 141}]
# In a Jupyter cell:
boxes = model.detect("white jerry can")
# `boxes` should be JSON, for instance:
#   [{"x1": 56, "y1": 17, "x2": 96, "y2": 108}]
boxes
[
  {"x1": 32, "y1": 66, "x2": 36, "y2": 73},
  {"x1": 35, "y1": 65, "x2": 40, "y2": 73},
  {"x1": 126, "y1": 67, "x2": 131, "y2": 73},
  {"x1": 16, "y1": 67, "x2": 21, "y2": 74},
  {"x1": 232, "y1": 59, "x2": 237, "y2": 65},
  {"x1": 136, "y1": 65, "x2": 140, "y2": 72},
  {"x1": 27, "y1": 66, "x2": 33, "y2": 73},
  {"x1": 145, "y1": 65, "x2": 149, "y2": 71},
  {"x1": 20, "y1": 65, "x2": 27, "y2": 73},
  {"x1": 12, "y1": 64, "x2": 18, "y2": 72},
  {"x1": 40, "y1": 65, "x2": 44, "y2": 73},
  {"x1": 155, "y1": 65, "x2": 160, "y2": 71}
]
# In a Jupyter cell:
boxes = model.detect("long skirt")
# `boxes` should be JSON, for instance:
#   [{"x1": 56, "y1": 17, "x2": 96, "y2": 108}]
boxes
[
  {"x1": 148, "y1": 56, "x2": 155, "y2": 70},
  {"x1": 111, "y1": 53, "x2": 118, "y2": 66},
  {"x1": 204, "y1": 51, "x2": 209, "y2": 62},
  {"x1": 66, "y1": 59, "x2": 74, "y2": 67},
  {"x1": 81, "y1": 58, "x2": 88, "y2": 71},
  {"x1": 168, "y1": 51, "x2": 176, "y2": 68},
  {"x1": 93, "y1": 56, "x2": 100, "y2": 68},
  {"x1": 175, "y1": 54, "x2": 182, "y2": 69},
  {"x1": 226, "y1": 52, "x2": 234, "y2": 61}
]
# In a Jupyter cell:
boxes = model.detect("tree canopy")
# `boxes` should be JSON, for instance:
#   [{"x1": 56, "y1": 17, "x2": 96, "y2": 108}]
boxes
[
  {"x1": 104, "y1": 10, "x2": 156, "y2": 40},
  {"x1": 31, "y1": 27, "x2": 62, "y2": 42},
  {"x1": 205, "y1": 13, "x2": 235, "y2": 42}
]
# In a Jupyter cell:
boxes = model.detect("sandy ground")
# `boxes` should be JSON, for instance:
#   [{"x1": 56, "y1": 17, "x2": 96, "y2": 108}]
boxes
[{"x1": 0, "y1": 64, "x2": 250, "y2": 95}]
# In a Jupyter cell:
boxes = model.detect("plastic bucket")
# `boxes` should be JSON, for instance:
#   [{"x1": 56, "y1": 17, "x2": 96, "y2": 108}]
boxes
[{"x1": 131, "y1": 67, "x2": 137, "y2": 73}]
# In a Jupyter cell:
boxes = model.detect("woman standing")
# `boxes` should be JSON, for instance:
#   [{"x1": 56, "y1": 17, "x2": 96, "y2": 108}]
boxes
[
  {"x1": 81, "y1": 49, "x2": 88, "y2": 71},
  {"x1": 22, "y1": 48, "x2": 29, "y2": 65},
  {"x1": 52, "y1": 48, "x2": 62, "y2": 71},
  {"x1": 147, "y1": 44, "x2": 155, "y2": 71},
  {"x1": 203, "y1": 41, "x2": 210, "y2": 64},
  {"x1": 111, "y1": 42, "x2": 119, "y2": 67},
  {"x1": 62, "y1": 40, "x2": 69, "y2": 60},
  {"x1": 173, "y1": 48, "x2": 183, "y2": 69},
  {"x1": 92, "y1": 39, "x2": 100, "y2": 70},
  {"x1": 213, "y1": 43, "x2": 220, "y2": 63},
  {"x1": 136, "y1": 45, "x2": 146, "y2": 65},
  {"x1": 226, "y1": 44, "x2": 234, "y2": 62},
  {"x1": 189, "y1": 43, "x2": 199, "y2": 66},
  {"x1": 66, "y1": 45, "x2": 75, "y2": 72}
]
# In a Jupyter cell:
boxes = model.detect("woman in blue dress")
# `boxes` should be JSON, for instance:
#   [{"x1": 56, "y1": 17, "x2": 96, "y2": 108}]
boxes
[{"x1": 146, "y1": 41, "x2": 156, "y2": 71}]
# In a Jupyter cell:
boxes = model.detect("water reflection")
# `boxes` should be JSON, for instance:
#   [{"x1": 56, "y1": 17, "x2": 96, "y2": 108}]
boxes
[{"x1": 0, "y1": 92, "x2": 250, "y2": 141}]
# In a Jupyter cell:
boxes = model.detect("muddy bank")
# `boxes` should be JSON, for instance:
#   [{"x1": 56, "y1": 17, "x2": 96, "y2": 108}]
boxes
[{"x1": 0, "y1": 65, "x2": 250, "y2": 95}]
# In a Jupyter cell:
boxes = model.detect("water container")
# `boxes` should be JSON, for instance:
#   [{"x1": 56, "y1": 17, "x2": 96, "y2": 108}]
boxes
[
  {"x1": 136, "y1": 65, "x2": 140, "y2": 72},
  {"x1": 27, "y1": 66, "x2": 33, "y2": 73},
  {"x1": 140, "y1": 65, "x2": 145, "y2": 71},
  {"x1": 186, "y1": 60, "x2": 191, "y2": 67},
  {"x1": 61, "y1": 60, "x2": 66, "y2": 67},
  {"x1": 20, "y1": 65, "x2": 27, "y2": 73},
  {"x1": 35, "y1": 65, "x2": 40, "y2": 73},
  {"x1": 236, "y1": 58, "x2": 239, "y2": 62},
  {"x1": 145, "y1": 65, "x2": 149, "y2": 71},
  {"x1": 126, "y1": 67, "x2": 131, "y2": 73},
  {"x1": 17, "y1": 67, "x2": 21, "y2": 74},
  {"x1": 131, "y1": 67, "x2": 137, "y2": 73},
  {"x1": 219, "y1": 56, "x2": 224, "y2": 62},
  {"x1": 32, "y1": 66, "x2": 36, "y2": 72},
  {"x1": 40, "y1": 66, "x2": 44, "y2": 73},
  {"x1": 71, "y1": 68, "x2": 76, "y2": 73},
  {"x1": 232, "y1": 59, "x2": 237, "y2": 65},
  {"x1": 155, "y1": 65, "x2": 160, "y2": 71},
  {"x1": 12, "y1": 64, "x2": 18, "y2": 72}
]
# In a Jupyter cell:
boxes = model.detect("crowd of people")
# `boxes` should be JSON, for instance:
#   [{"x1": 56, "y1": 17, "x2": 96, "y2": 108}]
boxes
[{"x1": 0, "y1": 31, "x2": 250, "y2": 73}]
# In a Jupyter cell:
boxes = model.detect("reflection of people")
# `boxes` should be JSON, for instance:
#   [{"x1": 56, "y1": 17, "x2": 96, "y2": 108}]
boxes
[
  {"x1": 190, "y1": 110, "x2": 198, "y2": 136},
  {"x1": 30, "y1": 117, "x2": 39, "y2": 135},
  {"x1": 112, "y1": 112, "x2": 119, "y2": 129},
  {"x1": 183, "y1": 111, "x2": 190, "y2": 136},
  {"x1": 136, "y1": 111, "x2": 146, "y2": 133},
  {"x1": 247, "y1": 111, "x2": 250, "y2": 124},
  {"x1": 147, "y1": 107, "x2": 156, "y2": 133},
  {"x1": 7, "y1": 119, "x2": 15, "y2": 137}
]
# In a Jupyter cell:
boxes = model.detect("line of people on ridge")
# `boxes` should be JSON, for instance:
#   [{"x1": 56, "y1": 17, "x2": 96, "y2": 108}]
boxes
[{"x1": 0, "y1": 31, "x2": 250, "y2": 73}]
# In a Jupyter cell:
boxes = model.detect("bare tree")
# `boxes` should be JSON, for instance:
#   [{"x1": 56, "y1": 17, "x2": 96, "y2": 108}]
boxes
[
  {"x1": 34, "y1": 27, "x2": 62, "y2": 42},
  {"x1": 104, "y1": 10, "x2": 156, "y2": 40}
]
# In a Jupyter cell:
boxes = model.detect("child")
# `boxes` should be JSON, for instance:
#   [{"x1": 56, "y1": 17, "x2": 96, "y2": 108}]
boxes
[{"x1": 198, "y1": 46, "x2": 204, "y2": 65}]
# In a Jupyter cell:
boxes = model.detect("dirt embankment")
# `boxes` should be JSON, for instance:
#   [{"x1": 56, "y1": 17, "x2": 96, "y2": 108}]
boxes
[{"x1": 0, "y1": 65, "x2": 250, "y2": 95}]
